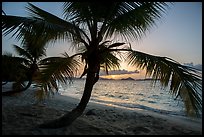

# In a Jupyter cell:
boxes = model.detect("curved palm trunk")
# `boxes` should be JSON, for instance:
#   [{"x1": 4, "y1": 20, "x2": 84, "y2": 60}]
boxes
[
  {"x1": 2, "y1": 63, "x2": 38, "y2": 96},
  {"x1": 2, "y1": 79, "x2": 32, "y2": 96},
  {"x1": 39, "y1": 62, "x2": 100, "y2": 128}
]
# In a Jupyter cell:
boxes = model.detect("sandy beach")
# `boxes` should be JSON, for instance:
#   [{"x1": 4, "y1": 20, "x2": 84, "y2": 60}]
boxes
[{"x1": 2, "y1": 85, "x2": 202, "y2": 135}]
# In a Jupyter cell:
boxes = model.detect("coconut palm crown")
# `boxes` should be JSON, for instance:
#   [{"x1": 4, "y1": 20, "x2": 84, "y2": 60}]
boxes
[{"x1": 2, "y1": 2, "x2": 202, "y2": 128}]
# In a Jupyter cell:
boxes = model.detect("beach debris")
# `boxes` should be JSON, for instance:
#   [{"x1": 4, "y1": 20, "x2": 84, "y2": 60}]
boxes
[
  {"x1": 85, "y1": 109, "x2": 97, "y2": 116},
  {"x1": 19, "y1": 112, "x2": 38, "y2": 117}
]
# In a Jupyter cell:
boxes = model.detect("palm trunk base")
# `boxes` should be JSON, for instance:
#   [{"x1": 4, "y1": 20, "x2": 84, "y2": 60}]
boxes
[{"x1": 38, "y1": 64, "x2": 99, "y2": 129}]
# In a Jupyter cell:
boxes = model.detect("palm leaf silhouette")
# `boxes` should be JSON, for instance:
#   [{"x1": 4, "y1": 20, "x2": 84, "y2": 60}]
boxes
[
  {"x1": 2, "y1": 2, "x2": 202, "y2": 128},
  {"x1": 126, "y1": 50, "x2": 202, "y2": 116},
  {"x1": 34, "y1": 53, "x2": 81, "y2": 99}
]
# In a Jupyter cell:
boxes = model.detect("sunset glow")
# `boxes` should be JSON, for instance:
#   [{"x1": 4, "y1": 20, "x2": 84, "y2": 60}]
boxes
[{"x1": 100, "y1": 69, "x2": 148, "y2": 80}]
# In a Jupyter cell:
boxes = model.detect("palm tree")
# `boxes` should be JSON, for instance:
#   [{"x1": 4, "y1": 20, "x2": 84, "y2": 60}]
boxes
[
  {"x1": 2, "y1": 2, "x2": 202, "y2": 128},
  {"x1": 2, "y1": 28, "x2": 49, "y2": 95},
  {"x1": 2, "y1": 53, "x2": 28, "y2": 88}
]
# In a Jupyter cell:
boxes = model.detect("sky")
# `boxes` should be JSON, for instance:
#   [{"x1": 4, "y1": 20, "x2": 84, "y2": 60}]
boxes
[{"x1": 2, "y1": 2, "x2": 202, "y2": 79}]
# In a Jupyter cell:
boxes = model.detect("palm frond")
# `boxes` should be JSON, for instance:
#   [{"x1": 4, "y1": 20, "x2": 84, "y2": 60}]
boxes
[
  {"x1": 99, "y1": 50, "x2": 121, "y2": 74},
  {"x1": 98, "y1": 42, "x2": 129, "y2": 74},
  {"x1": 19, "y1": 28, "x2": 47, "y2": 60},
  {"x1": 12, "y1": 44, "x2": 33, "y2": 61},
  {"x1": 27, "y1": 3, "x2": 90, "y2": 46},
  {"x1": 63, "y1": 2, "x2": 113, "y2": 22},
  {"x1": 2, "y1": 6, "x2": 87, "y2": 48},
  {"x1": 107, "y1": 42, "x2": 126, "y2": 49},
  {"x1": 126, "y1": 50, "x2": 202, "y2": 117},
  {"x1": 62, "y1": 2, "x2": 171, "y2": 43},
  {"x1": 35, "y1": 54, "x2": 81, "y2": 98},
  {"x1": 102, "y1": 2, "x2": 170, "y2": 41},
  {"x1": 2, "y1": 53, "x2": 31, "y2": 67}
]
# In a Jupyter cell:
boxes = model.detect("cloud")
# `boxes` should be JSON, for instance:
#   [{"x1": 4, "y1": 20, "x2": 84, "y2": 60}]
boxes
[{"x1": 100, "y1": 69, "x2": 139, "y2": 76}]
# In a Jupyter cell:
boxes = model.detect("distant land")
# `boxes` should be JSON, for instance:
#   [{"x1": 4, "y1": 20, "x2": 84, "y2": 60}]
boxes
[
  {"x1": 183, "y1": 63, "x2": 202, "y2": 71},
  {"x1": 99, "y1": 77, "x2": 158, "y2": 81},
  {"x1": 99, "y1": 69, "x2": 139, "y2": 76},
  {"x1": 69, "y1": 76, "x2": 160, "y2": 81}
]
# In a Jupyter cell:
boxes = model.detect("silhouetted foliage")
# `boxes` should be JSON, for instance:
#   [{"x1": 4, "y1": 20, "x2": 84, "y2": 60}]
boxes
[{"x1": 2, "y1": 2, "x2": 202, "y2": 128}]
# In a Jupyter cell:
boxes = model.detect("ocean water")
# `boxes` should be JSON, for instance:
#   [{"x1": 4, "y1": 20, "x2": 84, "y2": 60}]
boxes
[
  {"x1": 2, "y1": 79, "x2": 202, "y2": 119},
  {"x1": 58, "y1": 79, "x2": 196, "y2": 117}
]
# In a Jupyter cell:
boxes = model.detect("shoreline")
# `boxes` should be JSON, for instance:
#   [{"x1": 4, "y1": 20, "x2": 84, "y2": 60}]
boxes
[
  {"x1": 2, "y1": 85, "x2": 202, "y2": 135},
  {"x1": 54, "y1": 94, "x2": 202, "y2": 131}
]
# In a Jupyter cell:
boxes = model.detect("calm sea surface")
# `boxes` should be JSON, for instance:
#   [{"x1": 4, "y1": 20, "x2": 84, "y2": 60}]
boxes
[
  {"x1": 2, "y1": 79, "x2": 202, "y2": 119},
  {"x1": 58, "y1": 79, "x2": 201, "y2": 118}
]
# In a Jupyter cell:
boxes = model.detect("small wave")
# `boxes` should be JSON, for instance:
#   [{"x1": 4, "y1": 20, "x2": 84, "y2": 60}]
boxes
[
  {"x1": 147, "y1": 100, "x2": 157, "y2": 104},
  {"x1": 151, "y1": 95, "x2": 160, "y2": 99},
  {"x1": 58, "y1": 79, "x2": 191, "y2": 118},
  {"x1": 136, "y1": 93, "x2": 144, "y2": 96},
  {"x1": 90, "y1": 99, "x2": 186, "y2": 117},
  {"x1": 139, "y1": 99, "x2": 146, "y2": 102},
  {"x1": 121, "y1": 104, "x2": 185, "y2": 116}
]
